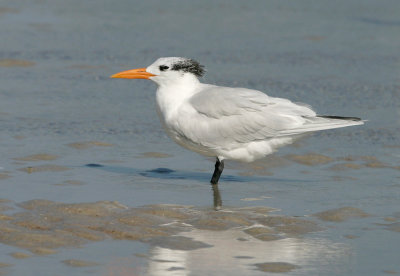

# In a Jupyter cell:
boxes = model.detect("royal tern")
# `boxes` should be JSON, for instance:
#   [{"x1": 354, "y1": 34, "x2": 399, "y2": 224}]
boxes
[{"x1": 111, "y1": 57, "x2": 363, "y2": 187}]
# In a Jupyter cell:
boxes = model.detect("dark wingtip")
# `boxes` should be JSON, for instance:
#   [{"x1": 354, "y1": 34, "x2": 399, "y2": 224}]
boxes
[{"x1": 317, "y1": 115, "x2": 362, "y2": 121}]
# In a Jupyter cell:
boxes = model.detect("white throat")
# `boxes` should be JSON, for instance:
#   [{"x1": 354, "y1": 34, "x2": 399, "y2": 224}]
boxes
[{"x1": 155, "y1": 74, "x2": 201, "y2": 120}]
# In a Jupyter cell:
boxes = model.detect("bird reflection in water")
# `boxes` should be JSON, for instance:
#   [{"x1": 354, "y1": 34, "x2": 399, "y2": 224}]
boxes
[
  {"x1": 145, "y1": 228, "x2": 350, "y2": 276},
  {"x1": 211, "y1": 183, "x2": 222, "y2": 210}
]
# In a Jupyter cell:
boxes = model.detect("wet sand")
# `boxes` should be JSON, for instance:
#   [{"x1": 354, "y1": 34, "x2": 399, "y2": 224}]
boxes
[
  {"x1": 0, "y1": 198, "x2": 398, "y2": 275},
  {"x1": 0, "y1": 200, "x2": 323, "y2": 254},
  {"x1": 0, "y1": 201, "x2": 348, "y2": 274}
]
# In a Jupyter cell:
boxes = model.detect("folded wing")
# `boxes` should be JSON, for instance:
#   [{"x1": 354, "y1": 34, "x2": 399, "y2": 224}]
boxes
[{"x1": 179, "y1": 86, "x2": 362, "y2": 149}]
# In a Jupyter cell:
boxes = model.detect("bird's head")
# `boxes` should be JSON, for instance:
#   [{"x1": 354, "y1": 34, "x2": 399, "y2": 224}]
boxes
[{"x1": 111, "y1": 57, "x2": 205, "y2": 86}]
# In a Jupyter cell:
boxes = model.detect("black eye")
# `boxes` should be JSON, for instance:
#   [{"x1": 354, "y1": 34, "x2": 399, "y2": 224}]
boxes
[{"x1": 159, "y1": 65, "x2": 169, "y2": 71}]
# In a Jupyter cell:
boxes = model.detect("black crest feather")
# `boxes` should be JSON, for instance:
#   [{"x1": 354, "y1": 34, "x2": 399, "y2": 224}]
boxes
[{"x1": 171, "y1": 58, "x2": 205, "y2": 77}]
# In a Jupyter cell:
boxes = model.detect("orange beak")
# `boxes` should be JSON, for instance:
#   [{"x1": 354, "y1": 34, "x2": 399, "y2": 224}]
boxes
[{"x1": 110, "y1": 68, "x2": 156, "y2": 79}]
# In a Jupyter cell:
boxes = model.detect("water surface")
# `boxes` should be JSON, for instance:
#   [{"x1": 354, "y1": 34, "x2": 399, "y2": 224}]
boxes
[{"x1": 0, "y1": 0, "x2": 399, "y2": 275}]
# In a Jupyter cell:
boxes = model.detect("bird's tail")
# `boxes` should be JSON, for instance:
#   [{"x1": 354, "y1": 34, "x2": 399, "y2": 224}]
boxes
[
  {"x1": 279, "y1": 115, "x2": 364, "y2": 136},
  {"x1": 317, "y1": 115, "x2": 363, "y2": 122}
]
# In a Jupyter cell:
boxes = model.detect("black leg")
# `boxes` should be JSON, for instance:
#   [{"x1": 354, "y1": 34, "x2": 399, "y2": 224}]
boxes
[
  {"x1": 210, "y1": 158, "x2": 224, "y2": 210},
  {"x1": 210, "y1": 158, "x2": 224, "y2": 185}
]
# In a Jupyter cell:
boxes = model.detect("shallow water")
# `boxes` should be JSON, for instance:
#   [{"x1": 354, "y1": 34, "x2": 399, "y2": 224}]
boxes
[{"x1": 0, "y1": 0, "x2": 399, "y2": 275}]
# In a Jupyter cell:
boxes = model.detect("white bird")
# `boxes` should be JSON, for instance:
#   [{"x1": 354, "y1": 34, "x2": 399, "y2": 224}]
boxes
[{"x1": 111, "y1": 57, "x2": 363, "y2": 186}]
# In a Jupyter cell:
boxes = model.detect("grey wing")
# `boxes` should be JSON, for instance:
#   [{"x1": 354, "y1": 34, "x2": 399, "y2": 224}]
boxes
[{"x1": 186, "y1": 86, "x2": 316, "y2": 148}]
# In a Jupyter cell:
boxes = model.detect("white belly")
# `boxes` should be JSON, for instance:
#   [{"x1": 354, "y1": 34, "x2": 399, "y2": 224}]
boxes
[{"x1": 158, "y1": 106, "x2": 296, "y2": 162}]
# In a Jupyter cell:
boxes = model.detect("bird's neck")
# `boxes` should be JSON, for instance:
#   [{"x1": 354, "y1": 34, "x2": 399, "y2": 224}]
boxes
[{"x1": 155, "y1": 75, "x2": 201, "y2": 120}]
